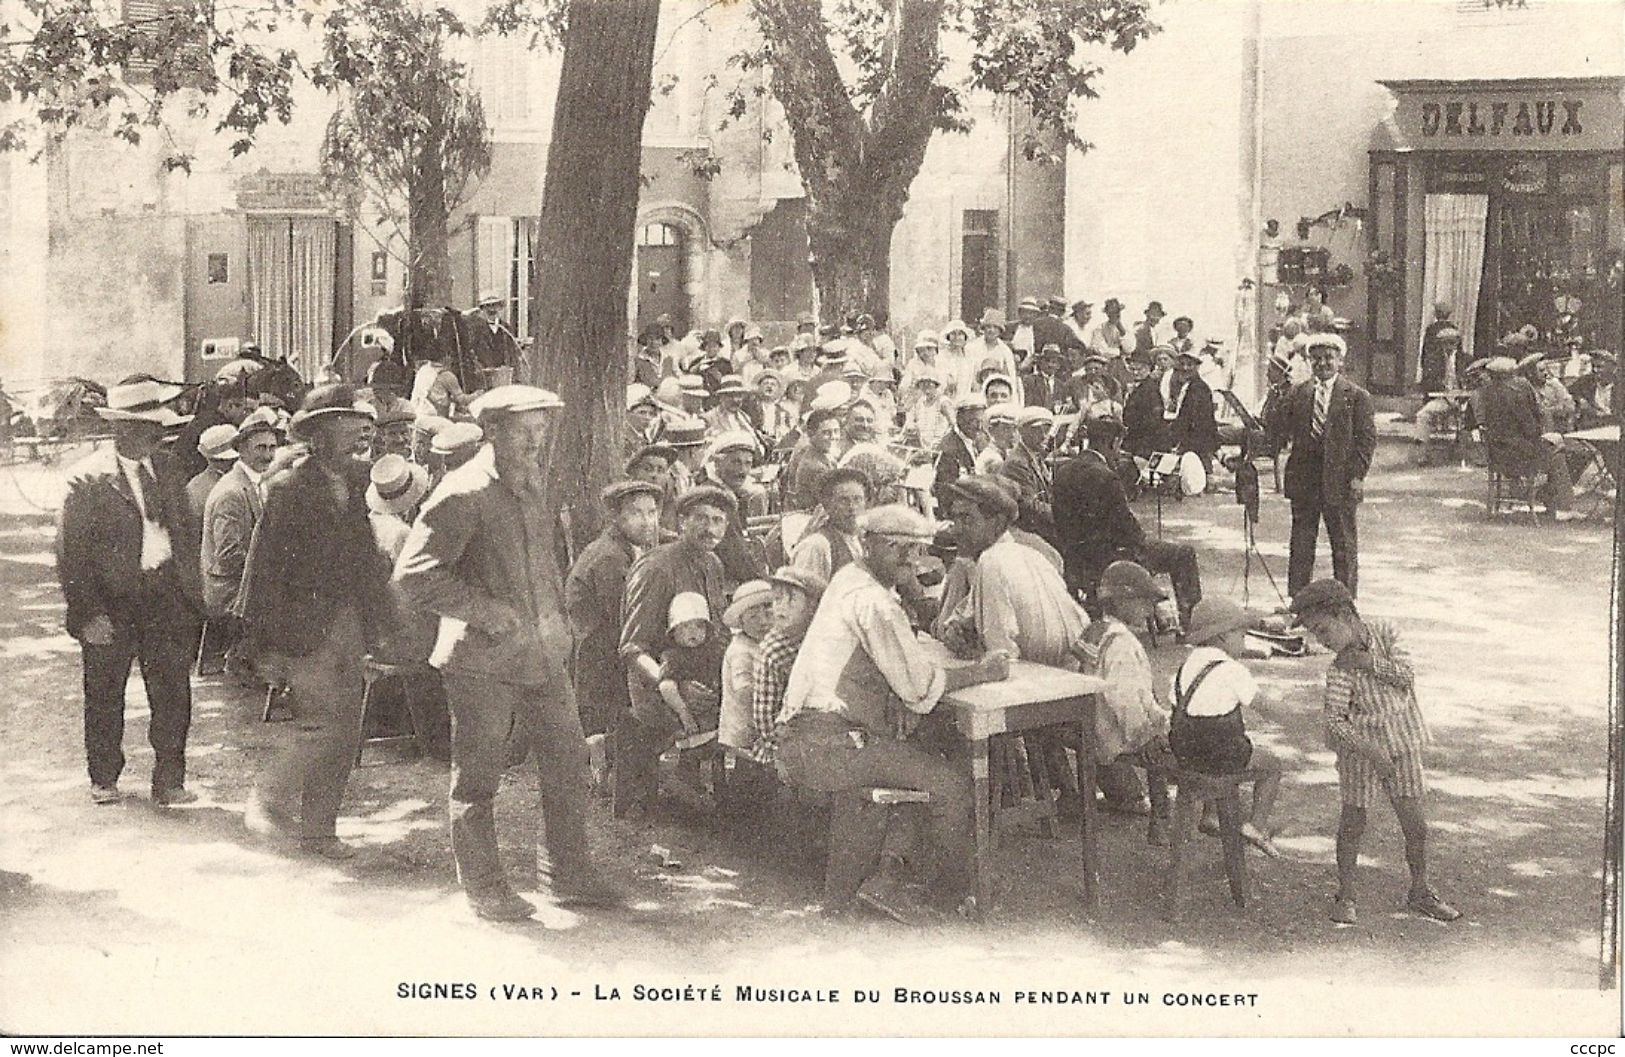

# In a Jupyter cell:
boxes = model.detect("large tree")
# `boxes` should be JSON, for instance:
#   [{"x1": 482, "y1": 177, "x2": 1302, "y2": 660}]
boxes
[
  {"x1": 731, "y1": 0, "x2": 1158, "y2": 321},
  {"x1": 316, "y1": 0, "x2": 493, "y2": 307}
]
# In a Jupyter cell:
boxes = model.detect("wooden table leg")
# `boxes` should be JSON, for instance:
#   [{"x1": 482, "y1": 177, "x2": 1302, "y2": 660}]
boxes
[
  {"x1": 972, "y1": 735, "x2": 993, "y2": 913},
  {"x1": 1077, "y1": 704, "x2": 1101, "y2": 916}
]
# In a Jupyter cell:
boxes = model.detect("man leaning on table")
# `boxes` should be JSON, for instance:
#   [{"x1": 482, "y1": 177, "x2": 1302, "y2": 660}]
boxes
[{"x1": 776, "y1": 504, "x2": 1010, "y2": 921}]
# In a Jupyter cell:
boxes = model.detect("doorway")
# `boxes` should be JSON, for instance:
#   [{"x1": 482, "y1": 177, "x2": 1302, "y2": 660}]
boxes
[
  {"x1": 637, "y1": 221, "x2": 688, "y2": 337},
  {"x1": 246, "y1": 215, "x2": 341, "y2": 381}
]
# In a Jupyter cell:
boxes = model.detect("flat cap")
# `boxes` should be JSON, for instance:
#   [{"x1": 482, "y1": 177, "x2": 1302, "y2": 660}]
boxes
[
  {"x1": 946, "y1": 474, "x2": 1018, "y2": 522},
  {"x1": 1095, "y1": 561, "x2": 1165, "y2": 602},
  {"x1": 1184, "y1": 597, "x2": 1255, "y2": 647},
  {"x1": 430, "y1": 421, "x2": 485, "y2": 456},
  {"x1": 468, "y1": 384, "x2": 563, "y2": 421},
  {"x1": 600, "y1": 477, "x2": 664, "y2": 509},
  {"x1": 1016, "y1": 405, "x2": 1055, "y2": 428},
  {"x1": 858, "y1": 503, "x2": 937, "y2": 541},
  {"x1": 953, "y1": 391, "x2": 988, "y2": 412},
  {"x1": 987, "y1": 405, "x2": 1017, "y2": 425},
  {"x1": 810, "y1": 381, "x2": 853, "y2": 411},
  {"x1": 768, "y1": 565, "x2": 828, "y2": 599},
  {"x1": 674, "y1": 484, "x2": 738, "y2": 518},
  {"x1": 626, "y1": 443, "x2": 678, "y2": 470},
  {"x1": 1289, "y1": 578, "x2": 1355, "y2": 617},
  {"x1": 1303, "y1": 333, "x2": 1347, "y2": 356}
]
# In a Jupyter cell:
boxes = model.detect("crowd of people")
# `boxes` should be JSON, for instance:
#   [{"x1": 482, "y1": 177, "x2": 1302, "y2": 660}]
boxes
[{"x1": 54, "y1": 287, "x2": 1485, "y2": 929}]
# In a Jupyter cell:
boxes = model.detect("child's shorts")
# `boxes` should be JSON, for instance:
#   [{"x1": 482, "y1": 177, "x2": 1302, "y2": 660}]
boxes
[{"x1": 1337, "y1": 747, "x2": 1426, "y2": 807}]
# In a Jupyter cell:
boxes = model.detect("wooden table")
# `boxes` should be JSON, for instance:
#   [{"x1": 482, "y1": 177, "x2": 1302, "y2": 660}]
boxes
[{"x1": 925, "y1": 640, "x2": 1107, "y2": 915}]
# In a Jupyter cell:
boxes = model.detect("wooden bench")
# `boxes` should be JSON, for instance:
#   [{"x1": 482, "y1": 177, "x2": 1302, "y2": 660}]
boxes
[{"x1": 1166, "y1": 767, "x2": 1273, "y2": 922}]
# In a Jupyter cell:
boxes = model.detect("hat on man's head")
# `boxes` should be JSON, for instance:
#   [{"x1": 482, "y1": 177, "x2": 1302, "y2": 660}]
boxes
[
  {"x1": 810, "y1": 381, "x2": 853, "y2": 411},
  {"x1": 754, "y1": 368, "x2": 784, "y2": 388},
  {"x1": 96, "y1": 378, "x2": 192, "y2": 427},
  {"x1": 1039, "y1": 342, "x2": 1065, "y2": 360},
  {"x1": 1095, "y1": 561, "x2": 1165, "y2": 602},
  {"x1": 1078, "y1": 352, "x2": 1110, "y2": 369},
  {"x1": 706, "y1": 429, "x2": 760, "y2": 463},
  {"x1": 986, "y1": 406, "x2": 1017, "y2": 426},
  {"x1": 412, "y1": 413, "x2": 451, "y2": 437},
  {"x1": 946, "y1": 474, "x2": 1018, "y2": 523},
  {"x1": 1184, "y1": 598, "x2": 1256, "y2": 647},
  {"x1": 715, "y1": 374, "x2": 749, "y2": 396},
  {"x1": 600, "y1": 477, "x2": 664, "y2": 511},
  {"x1": 914, "y1": 329, "x2": 941, "y2": 349},
  {"x1": 723, "y1": 579, "x2": 773, "y2": 631},
  {"x1": 769, "y1": 564, "x2": 827, "y2": 600},
  {"x1": 430, "y1": 421, "x2": 485, "y2": 457},
  {"x1": 816, "y1": 347, "x2": 850, "y2": 368},
  {"x1": 857, "y1": 503, "x2": 937, "y2": 542},
  {"x1": 376, "y1": 405, "x2": 416, "y2": 429},
  {"x1": 626, "y1": 383, "x2": 656, "y2": 411},
  {"x1": 953, "y1": 391, "x2": 988, "y2": 413},
  {"x1": 1016, "y1": 405, "x2": 1055, "y2": 429},
  {"x1": 235, "y1": 407, "x2": 282, "y2": 445},
  {"x1": 1103, "y1": 298, "x2": 1124, "y2": 313},
  {"x1": 1485, "y1": 356, "x2": 1519, "y2": 375},
  {"x1": 1517, "y1": 352, "x2": 1545, "y2": 372},
  {"x1": 625, "y1": 443, "x2": 678, "y2": 472},
  {"x1": 290, "y1": 383, "x2": 374, "y2": 437},
  {"x1": 1071, "y1": 299, "x2": 1093, "y2": 313},
  {"x1": 841, "y1": 362, "x2": 869, "y2": 383},
  {"x1": 818, "y1": 464, "x2": 873, "y2": 502},
  {"x1": 1018, "y1": 296, "x2": 1042, "y2": 313},
  {"x1": 663, "y1": 419, "x2": 708, "y2": 448},
  {"x1": 978, "y1": 308, "x2": 1006, "y2": 329},
  {"x1": 477, "y1": 290, "x2": 504, "y2": 307},
  {"x1": 1145, "y1": 301, "x2": 1165, "y2": 315},
  {"x1": 1289, "y1": 577, "x2": 1355, "y2": 619},
  {"x1": 1175, "y1": 349, "x2": 1203, "y2": 366},
  {"x1": 468, "y1": 384, "x2": 564, "y2": 423},
  {"x1": 1463, "y1": 357, "x2": 1491, "y2": 376},
  {"x1": 1047, "y1": 295, "x2": 1069, "y2": 312},
  {"x1": 1303, "y1": 333, "x2": 1347, "y2": 357},
  {"x1": 678, "y1": 374, "x2": 709, "y2": 396},
  {"x1": 674, "y1": 484, "x2": 738, "y2": 519},
  {"x1": 197, "y1": 424, "x2": 240, "y2": 460},
  {"x1": 667, "y1": 591, "x2": 711, "y2": 631},
  {"x1": 366, "y1": 453, "x2": 430, "y2": 516},
  {"x1": 1591, "y1": 350, "x2": 1618, "y2": 368}
]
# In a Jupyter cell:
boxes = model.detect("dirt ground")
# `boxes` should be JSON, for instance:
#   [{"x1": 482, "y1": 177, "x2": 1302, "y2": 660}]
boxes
[{"x1": 0, "y1": 436, "x2": 1617, "y2": 1037}]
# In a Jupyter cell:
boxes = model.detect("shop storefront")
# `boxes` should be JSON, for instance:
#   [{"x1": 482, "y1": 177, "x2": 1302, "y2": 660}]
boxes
[{"x1": 1366, "y1": 77, "x2": 1624, "y2": 393}]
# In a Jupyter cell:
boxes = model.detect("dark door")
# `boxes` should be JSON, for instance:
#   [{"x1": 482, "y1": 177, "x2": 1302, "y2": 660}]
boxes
[{"x1": 637, "y1": 222, "x2": 687, "y2": 337}]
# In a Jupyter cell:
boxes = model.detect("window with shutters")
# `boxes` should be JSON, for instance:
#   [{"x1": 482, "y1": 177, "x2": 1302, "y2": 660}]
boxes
[
  {"x1": 475, "y1": 37, "x2": 533, "y2": 127},
  {"x1": 960, "y1": 209, "x2": 1001, "y2": 323},
  {"x1": 120, "y1": 0, "x2": 211, "y2": 85}
]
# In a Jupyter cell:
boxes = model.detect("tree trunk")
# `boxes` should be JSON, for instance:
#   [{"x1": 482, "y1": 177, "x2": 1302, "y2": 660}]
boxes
[
  {"x1": 529, "y1": 0, "x2": 660, "y2": 545},
  {"x1": 806, "y1": 194, "x2": 898, "y2": 323},
  {"x1": 409, "y1": 136, "x2": 453, "y2": 305}
]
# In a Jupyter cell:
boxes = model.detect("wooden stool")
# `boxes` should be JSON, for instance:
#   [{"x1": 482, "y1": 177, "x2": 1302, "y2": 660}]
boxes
[
  {"x1": 1166, "y1": 767, "x2": 1270, "y2": 922},
  {"x1": 355, "y1": 657, "x2": 428, "y2": 765}
]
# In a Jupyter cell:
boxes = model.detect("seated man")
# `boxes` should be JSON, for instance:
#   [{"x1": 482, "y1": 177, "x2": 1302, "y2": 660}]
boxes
[
  {"x1": 1163, "y1": 349, "x2": 1220, "y2": 474},
  {"x1": 1480, "y1": 356, "x2": 1575, "y2": 520},
  {"x1": 776, "y1": 504, "x2": 1009, "y2": 919},
  {"x1": 998, "y1": 406, "x2": 1057, "y2": 544},
  {"x1": 1570, "y1": 351, "x2": 1616, "y2": 430},
  {"x1": 789, "y1": 466, "x2": 870, "y2": 583},
  {"x1": 1051, "y1": 427, "x2": 1203, "y2": 626}
]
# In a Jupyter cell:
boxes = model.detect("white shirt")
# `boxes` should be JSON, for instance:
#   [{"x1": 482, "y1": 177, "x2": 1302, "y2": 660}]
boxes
[
  {"x1": 1172, "y1": 646, "x2": 1258, "y2": 717},
  {"x1": 117, "y1": 454, "x2": 173, "y2": 570}
]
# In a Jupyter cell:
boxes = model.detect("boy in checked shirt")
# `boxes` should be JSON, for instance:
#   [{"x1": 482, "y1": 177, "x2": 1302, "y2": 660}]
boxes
[{"x1": 1291, "y1": 579, "x2": 1462, "y2": 926}]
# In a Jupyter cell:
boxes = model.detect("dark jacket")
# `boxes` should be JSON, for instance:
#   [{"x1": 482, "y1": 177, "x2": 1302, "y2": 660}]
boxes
[
  {"x1": 238, "y1": 453, "x2": 392, "y2": 658},
  {"x1": 1121, "y1": 377, "x2": 1165, "y2": 458},
  {"x1": 998, "y1": 441, "x2": 1055, "y2": 541},
  {"x1": 1021, "y1": 371, "x2": 1072, "y2": 413},
  {"x1": 1051, "y1": 449, "x2": 1145, "y2": 588},
  {"x1": 1280, "y1": 375, "x2": 1377, "y2": 508},
  {"x1": 1478, "y1": 376, "x2": 1549, "y2": 477},
  {"x1": 55, "y1": 447, "x2": 202, "y2": 639},
  {"x1": 933, "y1": 429, "x2": 979, "y2": 506},
  {"x1": 566, "y1": 528, "x2": 638, "y2": 712},
  {"x1": 459, "y1": 310, "x2": 522, "y2": 373}
]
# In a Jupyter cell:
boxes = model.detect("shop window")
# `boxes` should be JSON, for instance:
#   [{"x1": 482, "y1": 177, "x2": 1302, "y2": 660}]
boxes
[
  {"x1": 206, "y1": 253, "x2": 228, "y2": 284},
  {"x1": 960, "y1": 209, "x2": 1000, "y2": 323}
]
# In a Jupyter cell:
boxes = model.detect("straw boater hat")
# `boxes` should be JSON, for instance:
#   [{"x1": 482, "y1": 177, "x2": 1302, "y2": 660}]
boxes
[
  {"x1": 96, "y1": 378, "x2": 192, "y2": 427},
  {"x1": 705, "y1": 429, "x2": 759, "y2": 464},
  {"x1": 196, "y1": 424, "x2": 240, "y2": 461},
  {"x1": 722, "y1": 579, "x2": 773, "y2": 630},
  {"x1": 678, "y1": 374, "x2": 709, "y2": 397},
  {"x1": 986, "y1": 405, "x2": 1017, "y2": 426},
  {"x1": 477, "y1": 290, "x2": 503, "y2": 307},
  {"x1": 663, "y1": 419, "x2": 708, "y2": 449},
  {"x1": 714, "y1": 374, "x2": 749, "y2": 396},
  {"x1": 1018, "y1": 296, "x2": 1042, "y2": 313},
  {"x1": 366, "y1": 453, "x2": 430, "y2": 516}
]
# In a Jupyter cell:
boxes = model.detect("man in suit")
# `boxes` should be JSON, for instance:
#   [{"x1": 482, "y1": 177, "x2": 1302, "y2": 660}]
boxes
[
  {"x1": 56, "y1": 377, "x2": 204, "y2": 805},
  {"x1": 999, "y1": 405, "x2": 1057, "y2": 544},
  {"x1": 1021, "y1": 344, "x2": 1071, "y2": 413},
  {"x1": 462, "y1": 292, "x2": 523, "y2": 381},
  {"x1": 201, "y1": 409, "x2": 279, "y2": 617},
  {"x1": 238, "y1": 384, "x2": 393, "y2": 859},
  {"x1": 1479, "y1": 355, "x2": 1575, "y2": 519},
  {"x1": 1569, "y1": 351, "x2": 1616, "y2": 429},
  {"x1": 1282, "y1": 333, "x2": 1376, "y2": 597},
  {"x1": 1163, "y1": 349, "x2": 1221, "y2": 473},
  {"x1": 933, "y1": 392, "x2": 987, "y2": 509}
]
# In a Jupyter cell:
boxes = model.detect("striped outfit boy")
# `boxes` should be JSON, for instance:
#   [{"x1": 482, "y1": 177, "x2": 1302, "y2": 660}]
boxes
[{"x1": 1324, "y1": 619, "x2": 1428, "y2": 807}]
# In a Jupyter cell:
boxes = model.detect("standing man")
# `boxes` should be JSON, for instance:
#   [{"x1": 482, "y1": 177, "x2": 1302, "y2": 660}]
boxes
[
  {"x1": 617, "y1": 486, "x2": 734, "y2": 819},
  {"x1": 1282, "y1": 334, "x2": 1376, "y2": 598},
  {"x1": 238, "y1": 385, "x2": 391, "y2": 856},
  {"x1": 199, "y1": 408, "x2": 280, "y2": 672},
  {"x1": 1133, "y1": 301, "x2": 1167, "y2": 355},
  {"x1": 566, "y1": 479, "x2": 665, "y2": 797},
  {"x1": 396, "y1": 385, "x2": 624, "y2": 921},
  {"x1": 187, "y1": 425, "x2": 240, "y2": 524},
  {"x1": 57, "y1": 378, "x2": 204, "y2": 805},
  {"x1": 462, "y1": 292, "x2": 522, "y2": 381}
]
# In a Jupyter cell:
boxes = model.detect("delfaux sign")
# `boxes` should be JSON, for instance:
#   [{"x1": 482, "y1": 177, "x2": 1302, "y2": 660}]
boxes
[{"x1": 1382, "y1": 79, "x2": 1624, "y2": 152}]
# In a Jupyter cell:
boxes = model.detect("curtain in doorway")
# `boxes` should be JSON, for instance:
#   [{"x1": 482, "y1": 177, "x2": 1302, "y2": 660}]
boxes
[
  {"x1": 289, "y1": 218, "x2": 335, "y2": 381},
  {"x1": 1418, "y1": 194, "x2": 1488, "y2": 386},
  {"x1": 246, "y1": 217, "x2": 291, "y2": 365}
]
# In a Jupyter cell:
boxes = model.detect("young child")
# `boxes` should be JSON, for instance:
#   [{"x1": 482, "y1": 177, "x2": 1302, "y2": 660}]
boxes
[
  {"x1": 1291, "y1": 578, "x2": 1461, "y2": 925},
  {"x1": 629, "y1": 591, "x2": 725, "y2": 748},
  {"x1": 1073, "y1": 561, "x2": 1175, "y2": 845},
  {"x1": 718, "y1": 580, "x2": 774, "y2": 757},
  {"x1": 1169, "y1": 597, "x2": 1283, "y2": 858},
  {"x1": 747, "y1": 567, "x2": 827, "y2": 767}
]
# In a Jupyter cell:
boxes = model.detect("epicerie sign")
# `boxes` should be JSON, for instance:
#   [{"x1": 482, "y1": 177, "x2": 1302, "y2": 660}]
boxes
[{"x1": 1387, "y1": 81, "x2": 1624, "y2": 152}]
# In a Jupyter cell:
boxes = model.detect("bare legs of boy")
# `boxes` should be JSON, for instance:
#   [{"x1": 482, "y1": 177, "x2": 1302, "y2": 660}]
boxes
[{"x1": 1333, "y1": 794, "x2": 1461, "y2": 924}]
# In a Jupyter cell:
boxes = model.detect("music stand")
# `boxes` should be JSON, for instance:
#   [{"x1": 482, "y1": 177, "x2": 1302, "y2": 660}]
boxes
[
  {"x1": 1141, "y1": 451, "x2": 1180, "y2": 538},
  {"x1": 1229, "y1": 455, "x2": 1286, "y2": 607}
]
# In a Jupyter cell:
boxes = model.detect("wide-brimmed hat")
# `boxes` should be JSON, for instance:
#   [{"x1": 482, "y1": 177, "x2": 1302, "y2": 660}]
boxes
[
  {"x1": 722, "y1": 579, "x2": 773, "y2": 630},
  {"x1": 1102, "y1": 298, "x2": 1124, "y2": 313},
  {"x1": 95, "y1": 379, "x2": 192, "y2": 427},
  {"x1": 430, "y1": 421, "x2": 484, "y2": 456},
  {"x1": 290, "y1": 383, "x2": 374, "y2": 436},
  {"x1": 978, "y1": 308, "x2": 1006, "y2": 329},
  {"x1": 366, "y1": 453, "x2": 430, "y2": 516},
  {"x1": 1184, "y1": 597, "x2": 1256, "y2": 646},
  {"x1": 197, "y1": 424, "x2": 240, "y2": 460},
  {"x1": 714, "y1": 374, "x2": 749, "y2": 396}
]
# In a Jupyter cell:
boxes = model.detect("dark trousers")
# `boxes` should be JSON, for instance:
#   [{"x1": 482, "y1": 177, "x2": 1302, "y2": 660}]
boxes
[
  {"x1": 777, "y1": 711, "x2": 974, "y2": 908},
  {"x1": 81, "y1": 605, "x2": 198, "y2": 792},
  {"x1": 612, "y1": 707, "x2": 666, "y2": 817},
  {"x1": 1288, "y1": 495, "x2": 1359, "y2": 597},
  {"x1": 1139, "y1": 539, "x2": 1202, "y2": 622}
]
